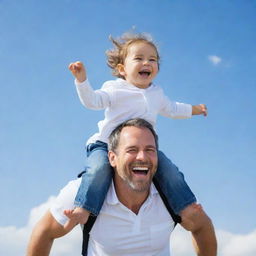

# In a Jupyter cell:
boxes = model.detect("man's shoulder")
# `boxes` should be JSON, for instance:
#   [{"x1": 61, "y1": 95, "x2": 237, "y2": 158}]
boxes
[{"x1": 50, "y1": 178, "x2": 82, "y2": 226}]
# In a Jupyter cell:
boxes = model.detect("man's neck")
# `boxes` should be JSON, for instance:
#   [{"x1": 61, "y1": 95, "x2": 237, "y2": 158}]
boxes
[{"x1": 113, "y1": 176, "x2": 150, "y2": 215}]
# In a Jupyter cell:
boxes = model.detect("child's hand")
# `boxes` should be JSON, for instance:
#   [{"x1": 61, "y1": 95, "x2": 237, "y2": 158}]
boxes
[
  {"x1": 192, "y1": 104, "x2": 208, "y2": 116},
  {"x1": 63, "y1": 207, "x2": 90, "y2": 232},
  {"x1": 69, "y1": 61, "x2": 87, "y2": 83}
]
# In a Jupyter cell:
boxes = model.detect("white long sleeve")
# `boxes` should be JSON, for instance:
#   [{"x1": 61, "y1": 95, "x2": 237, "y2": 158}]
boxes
[
  {"x1": 75, "y1": 79, "x2": 192, "y2": 144},
  {"x1": 159, "y1": 91, "x2": 192, "y2": 119},
  {"x1": 75, "y1": 79, "x2": 111, "y2": 110}
]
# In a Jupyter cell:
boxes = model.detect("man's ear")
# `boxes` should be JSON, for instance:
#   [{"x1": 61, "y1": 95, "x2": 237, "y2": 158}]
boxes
[
  {"x1": 117, "y1": 64, "x2": 126, "y2": 77},
  {"x1": 108, "y1": 151, "x2": 117, "y2": 167}
]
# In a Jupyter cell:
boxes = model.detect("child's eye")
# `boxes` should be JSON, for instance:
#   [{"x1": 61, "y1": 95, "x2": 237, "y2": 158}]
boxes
[
  {"x1": 134, "y1": 57, "x2": 142, "y2": 60},
  {"x1": 149, "y1": 58, "x2": 157, "y2": 62}
]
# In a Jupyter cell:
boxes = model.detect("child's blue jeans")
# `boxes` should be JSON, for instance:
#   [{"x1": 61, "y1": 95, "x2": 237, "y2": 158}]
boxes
[{"x1": 74, "y1": 141, "x2": 196, "y2": 215}]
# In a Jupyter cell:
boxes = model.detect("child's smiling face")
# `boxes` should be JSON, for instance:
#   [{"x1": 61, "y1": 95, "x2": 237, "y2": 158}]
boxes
[{"x1": 117, "y1": 42, "x2": 159, "y2": 89}]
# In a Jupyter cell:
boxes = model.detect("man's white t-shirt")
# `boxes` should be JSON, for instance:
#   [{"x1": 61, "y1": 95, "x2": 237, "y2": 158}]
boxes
[{"x1": 50, "y1": 179, "x2": 175, "y2": 255}]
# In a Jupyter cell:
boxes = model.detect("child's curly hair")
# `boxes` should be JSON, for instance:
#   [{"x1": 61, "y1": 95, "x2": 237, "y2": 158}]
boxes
[{"x1": 106, "y1": 32, "x2": 160, "y2": 79}]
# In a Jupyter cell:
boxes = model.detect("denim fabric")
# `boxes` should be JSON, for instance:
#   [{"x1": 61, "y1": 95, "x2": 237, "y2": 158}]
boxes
[
  {"x1": 75, "y1": 140, "x2": 196, "y2": 216},
  {"x1": 74, "y1": 141, "x2": 113, "y2": 216},
  {"x1": 154, "y1": 150, "x2": 197, "y2": 214}
]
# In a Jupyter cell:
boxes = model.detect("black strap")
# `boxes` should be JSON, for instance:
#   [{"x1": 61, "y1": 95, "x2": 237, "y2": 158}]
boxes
[
  {"x1": 82, "y1": 215, "x2": 97, "y2": 256},
  {"x1": 153, "y1": 177, "x2": 182, "y2": 225},
  {"x1": 78, "y1": 170, "x2": 97, "y2": 255}
]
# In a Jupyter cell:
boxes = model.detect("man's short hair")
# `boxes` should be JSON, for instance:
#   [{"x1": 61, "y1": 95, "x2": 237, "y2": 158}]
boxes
[{"x1": 108, "y1": 118, "x2": 159, "y2": 152}]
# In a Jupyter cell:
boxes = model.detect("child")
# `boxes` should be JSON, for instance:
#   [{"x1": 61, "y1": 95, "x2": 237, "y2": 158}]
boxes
[{"x1": 64, "y1": 32, "x2": 207, "y2": 229}]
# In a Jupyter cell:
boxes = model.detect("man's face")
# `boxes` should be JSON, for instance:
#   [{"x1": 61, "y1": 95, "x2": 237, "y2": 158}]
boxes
[{"x1": 109, "y1": 126, "x2": 158, "y2": 193}]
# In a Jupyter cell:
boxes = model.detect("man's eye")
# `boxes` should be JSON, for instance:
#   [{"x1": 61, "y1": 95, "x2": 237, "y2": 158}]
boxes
[
  {"x1": 146, "y1": 148, "x2": 156, "y2": 153},
  {"x1": 127, "y1": 149, "x2": 137, "y2": 153}
]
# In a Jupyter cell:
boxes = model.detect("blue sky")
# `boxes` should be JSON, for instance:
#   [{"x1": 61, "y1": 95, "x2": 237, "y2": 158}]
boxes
[{"x1": 1, "y1": 0, "x2": 256, "y2": 255}]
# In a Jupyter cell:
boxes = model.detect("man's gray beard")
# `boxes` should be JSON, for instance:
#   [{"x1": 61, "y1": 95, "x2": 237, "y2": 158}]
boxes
[
  {"x1": 120, "y1": 163, "x2": 156, "y2": 192},
  {"x1": 127, "y1": 179, "x2": 151, "y2": 192},
  {"x1": 125, "y1": 172, "x2": 154, "y2": 192}
]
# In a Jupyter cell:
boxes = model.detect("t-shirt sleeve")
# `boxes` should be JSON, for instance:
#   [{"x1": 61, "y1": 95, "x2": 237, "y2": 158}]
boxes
[{"x1": 50, "y1": 179, "x2": 81, "y2": 226}]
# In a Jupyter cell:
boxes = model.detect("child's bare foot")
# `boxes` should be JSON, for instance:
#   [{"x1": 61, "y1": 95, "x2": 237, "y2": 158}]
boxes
[{"x1": 63, "y1": 207, "x2": 90, "y2": 232}]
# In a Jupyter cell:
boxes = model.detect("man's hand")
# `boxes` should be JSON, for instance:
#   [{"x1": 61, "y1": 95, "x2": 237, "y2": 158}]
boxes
[
  {"x1": 192, "y1": 104, "x2": 208, "y2": 116},
  {"x1": 69, "y1": 61, "x2": 87, "y2": 83}
]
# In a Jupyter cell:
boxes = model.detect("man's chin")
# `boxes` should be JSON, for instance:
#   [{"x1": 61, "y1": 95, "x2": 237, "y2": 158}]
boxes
[{"x1": 128, "y1": 180, "x2": 151, "y2": 192}]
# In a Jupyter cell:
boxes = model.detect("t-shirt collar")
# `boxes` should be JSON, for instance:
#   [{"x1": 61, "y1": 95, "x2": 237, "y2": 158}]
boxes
[{"x1": 107, "y1": 180, "x2": 158, "y2": 206}]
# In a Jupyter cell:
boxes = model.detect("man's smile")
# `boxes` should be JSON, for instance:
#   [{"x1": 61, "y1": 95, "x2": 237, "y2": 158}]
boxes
[{"x1": 131, "y1": 166, "x2": 150, "y2": 175}]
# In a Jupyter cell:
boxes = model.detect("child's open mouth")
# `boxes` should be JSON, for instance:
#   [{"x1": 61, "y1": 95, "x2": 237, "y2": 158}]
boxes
[{"x1": 139, "y1": 71, "x2": 151, "y2": 77}]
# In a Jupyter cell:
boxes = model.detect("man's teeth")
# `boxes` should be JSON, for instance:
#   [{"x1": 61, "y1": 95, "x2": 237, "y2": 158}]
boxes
[{"x1": 132, "y1": 167, "x2": 149, "y2": 174}]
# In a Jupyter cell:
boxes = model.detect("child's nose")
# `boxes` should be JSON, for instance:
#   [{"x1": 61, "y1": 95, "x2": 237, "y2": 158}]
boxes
[{"x1": 143, "y1": 59, "x2": 150, "y2": 65}]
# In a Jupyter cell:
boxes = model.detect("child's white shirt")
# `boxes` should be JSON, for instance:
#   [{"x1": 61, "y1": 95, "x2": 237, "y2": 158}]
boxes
[{"x1": 75, "y1": 78, "x2": 192, "y2": 145}]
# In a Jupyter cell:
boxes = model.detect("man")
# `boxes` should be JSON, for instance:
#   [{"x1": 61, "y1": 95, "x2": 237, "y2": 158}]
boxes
[{"x1": 27, "y1": 118, "x2": 217, "y2": 255}]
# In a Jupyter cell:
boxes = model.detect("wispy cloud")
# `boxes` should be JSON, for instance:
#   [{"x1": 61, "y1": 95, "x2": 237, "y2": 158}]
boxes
[
  {"x1": 208, "y1": 55, "x2": 222, "y2": 65},
  {"x1": 219, "y1": 229, "x2": 256, "y2": 256},
  {"x1": 172, "y1": 226, "x2": 256, "y2": 256},
  {"x1": 1, "y1": 199, "x2": 256, "y2": 256},
  {"x1": 0, "y1": 197, "x2": 82, "y2": 256}
]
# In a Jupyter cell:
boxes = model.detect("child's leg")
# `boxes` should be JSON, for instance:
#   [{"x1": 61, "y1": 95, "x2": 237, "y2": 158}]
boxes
[
  {"x1": 154, "y1": 150, "x2": 196, "y2": 214},
  {"x1": 74, "y1": 141, "x2": 113, "y2": 216}
]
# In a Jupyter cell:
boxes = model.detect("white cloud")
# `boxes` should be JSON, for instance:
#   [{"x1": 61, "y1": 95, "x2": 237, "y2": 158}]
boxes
[
  {"x1": 218, "y1": 229, "x2": 256, "y2": 256},
  {"x1": 171, "y1": 226, "x2": 194, "y2": 255},
  {"x1": 0, "y1": 197, "x2": 82, "y2": 256},
  {"x1": 1, "y1": 198, "x2": 256, "y2": 256},
  {"x1": 172, "y1": 226, "x2": 256, "y2": 256},
  {"x1": 208, "y1": 55, "x2": 222, "y2": 65}
]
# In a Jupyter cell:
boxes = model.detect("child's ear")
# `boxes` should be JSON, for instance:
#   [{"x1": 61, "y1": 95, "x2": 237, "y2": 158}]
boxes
[{"x1": 117, "y1": 64, "x2": 126, "y2": 77}]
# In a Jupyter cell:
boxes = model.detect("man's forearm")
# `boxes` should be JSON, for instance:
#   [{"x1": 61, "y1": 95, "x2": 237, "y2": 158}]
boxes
[
  {"x1": 26, "y1": 211, "x2": 67, "y2": 256},
  {"x1": 191, "y1": 217, "x2": 217, "y2": 256},
  {"x1": 27, "y1": 231, "x2": 53, "y2": 256},
  {"x1": 180, "y1": 203, "x2": 217, "y2": 256}
]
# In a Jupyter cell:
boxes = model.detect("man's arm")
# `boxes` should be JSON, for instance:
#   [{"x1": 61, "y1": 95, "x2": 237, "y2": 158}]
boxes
[
  {"x1": 27, "y1": 178, "x2": 82, "y2": 255},
  {"x1": 180, "y1": 203, "x2": 217, "y2": 256},
  {"x1": 27, "y1": 210, "x2": 70, "y2": 256}
]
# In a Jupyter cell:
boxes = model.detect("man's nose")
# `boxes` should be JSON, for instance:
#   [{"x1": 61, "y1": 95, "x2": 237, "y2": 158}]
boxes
[{"x1": 136, "y1": 150, "x2": 147, "y2": 160}]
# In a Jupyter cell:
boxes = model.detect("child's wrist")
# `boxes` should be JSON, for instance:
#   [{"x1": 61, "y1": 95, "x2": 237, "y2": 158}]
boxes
[
  {"x1": 76, "y1": 77, "x2": 87, "y2": 84},
  {"x1": 77, "y1": 77, "x2": 86, "y2": 83}
]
